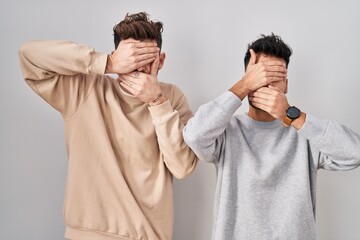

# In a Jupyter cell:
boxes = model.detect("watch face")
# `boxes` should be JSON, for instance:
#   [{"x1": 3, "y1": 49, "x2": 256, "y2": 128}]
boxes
[{"x1": 287, "y1": 106, "x2": 300, "y2": 119}]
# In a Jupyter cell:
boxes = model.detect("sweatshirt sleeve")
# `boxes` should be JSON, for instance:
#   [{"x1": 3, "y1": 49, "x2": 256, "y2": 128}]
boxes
[
  {"x1": 18, "y1": 40, "x2": 108, "y2": 117},
  {"x1": 183, "y1": 91, "x2": 242, "y2": 163},
  {"x1": 298, "y1": 114, "x2": 360, "y2": 170},
  {"x1": 148, "y1": 85, "x2": 198, "y2": 179}
]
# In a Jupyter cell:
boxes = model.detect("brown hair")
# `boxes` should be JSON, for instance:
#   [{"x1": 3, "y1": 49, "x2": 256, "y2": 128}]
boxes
[
  {"x1": 113, "y1": 12, "x2": 163, "y2": 49},
  {"x1": 244, "y1": 33, "x2": 292, "y2": 70}
]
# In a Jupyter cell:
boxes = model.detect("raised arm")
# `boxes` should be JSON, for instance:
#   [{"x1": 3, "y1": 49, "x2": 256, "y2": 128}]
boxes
[
  {"x1": 18, "y1": 40, "x2": 159, "y2": 116},
  {"x1": 184, "y1": 49, "x2": 287, "y2": 163},
  {"x1": 19, "y1": 40, "x2": 107, "y2": 116},
  {"x1": 183, "y1": 91, "x2": 242, "y2": 163}
]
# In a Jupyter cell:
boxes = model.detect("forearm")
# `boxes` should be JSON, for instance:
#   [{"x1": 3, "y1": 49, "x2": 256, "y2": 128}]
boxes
[
  {"x1": 19, "y1": 40, "x2": 107, "y2": 116},
  {"x1": 149, "y1": 101, "x2": 197, "y2": 179},
  {"x1": 19, "y1": 40, "x2": 107, "y2": 81},
  {"x1": 183, "y1": 91, "x2": 241, "y2": 162},
  {"x1": 229, "y1": 78, "x2": 251, "y2": 101}
]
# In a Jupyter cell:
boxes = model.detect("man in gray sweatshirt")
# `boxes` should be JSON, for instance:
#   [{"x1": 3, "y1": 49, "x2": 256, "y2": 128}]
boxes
[{"x1": 183, "y1": 33, "x2": 360, "y2": 240}]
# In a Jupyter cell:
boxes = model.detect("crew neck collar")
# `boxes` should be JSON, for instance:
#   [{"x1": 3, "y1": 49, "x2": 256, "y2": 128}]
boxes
[{"x1": 239, "y1": 113, "x2": 282, "y2": 129}]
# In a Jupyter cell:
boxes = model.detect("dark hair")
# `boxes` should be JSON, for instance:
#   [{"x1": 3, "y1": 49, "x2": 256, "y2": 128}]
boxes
[
  {"x1": 113, "y1": 12, "x2": 163, "y2": 49},
  {"x1": 244, "y1": 33, "x2": 292, "y2": 70}
]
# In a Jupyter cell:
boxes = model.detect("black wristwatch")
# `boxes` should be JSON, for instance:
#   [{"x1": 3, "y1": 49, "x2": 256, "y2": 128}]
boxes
[{"x1": 283, "y1": 106, "x2": 301, "y2": 127}]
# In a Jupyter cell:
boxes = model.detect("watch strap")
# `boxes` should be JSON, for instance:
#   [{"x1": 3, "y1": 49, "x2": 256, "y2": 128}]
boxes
[
  {"x1": 282, "y1": 116, "x2": 292, "y2": 127},
  {"x1": 283, "y1": 106, "x2": 301, "y2": 127}
]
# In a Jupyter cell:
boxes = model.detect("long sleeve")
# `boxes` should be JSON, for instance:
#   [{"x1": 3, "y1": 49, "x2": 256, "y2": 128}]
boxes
[
  {"x1": 149, "y1": 85, "x2": 198, "y2": 179},
  {"x1": 183, "y1": 91, "x2": 242, "y2": 163},
  {"x1": 298, "y1": 114, "x2": 360, "y2": 170},
  {"x1": 18, "y1": 40, "x2": 108, "y2": 117}
]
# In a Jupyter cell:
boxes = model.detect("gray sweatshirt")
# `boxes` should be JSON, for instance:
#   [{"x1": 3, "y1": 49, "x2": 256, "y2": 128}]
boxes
[{"x1": 183, "y1": 91, "x2": 360, "y2": 240}]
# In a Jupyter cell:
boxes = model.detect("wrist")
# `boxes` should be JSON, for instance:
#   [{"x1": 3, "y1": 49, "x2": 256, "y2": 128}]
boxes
[
  {"x1": 105, "y1": 55, "x2": 114, "y2": 74},
  {"x1": 148, "y1": 92, "x2": 167, "y2": 106},
  {"x1": 291, "y1": 112, "x2": 306, "y2": 130},
  {"x1": 282, "y1": 105, "x2": 301, "y2": 128},
  {"x1": 229, "y1": 78, "x2": 251, "y2": 100}
]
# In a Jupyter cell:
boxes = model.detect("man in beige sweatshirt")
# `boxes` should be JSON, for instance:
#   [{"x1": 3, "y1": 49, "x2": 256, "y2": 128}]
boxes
[{"x1": 18, "y1": 12, "x2": 197, "y2": 240}]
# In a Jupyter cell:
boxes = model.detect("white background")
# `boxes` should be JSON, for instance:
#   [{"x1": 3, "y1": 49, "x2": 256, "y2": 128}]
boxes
[{"x1": 1, "y1": 0, "x2": 360, "y2": 239}]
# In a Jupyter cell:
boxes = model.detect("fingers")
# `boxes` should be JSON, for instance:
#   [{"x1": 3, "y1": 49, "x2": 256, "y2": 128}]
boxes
[
  {"x1": 131, "y1": 57, "x2": 156, "y2": 70},
  {"x1": 120, "y1": 72, "x2": 141, "y2": 81},
  {"x1": 122, "y1": 38, "x2": 139, "y2": 43},
  {"x1": 112, "y1": 38, "x2": 161, "y2": 75},
  {"x1": 134, "y1": 46, "x2": 160, "y2": 56},
  {"x1": 261, "y1": 60, "x2": 287, "y2": 68},
  {"x1": 249, "y1": 89, "x2": 273, "y2": 104},
  {"x1": 131, "y1": 46, "x2": 159, "y2": 68},
  {"x1": 245, "y1": 57, "x2": 287, "y2": 89},
  {"x1": 122, "y1": 38, "x2": 156, "y2": 46},
  {"x1": 119, "y1": 81, "x2": 136, "y2": 95},
  {"x1": 261, "y1": 65, "x2": 287, "y2": 81},
  {"x1": 249, "y1": 93, "x2": 275, "y2": 113},
  {"x1": 134, "y1": 53, "x2": 157, "y2": 63},
  {"x1": 119, "y1": 39, "x2": 160, "y2": 59},
  {"x1": 249, "y1": 98, "x2": 272, "y2": 111},
  {"x1": 150, "y1": 55, "x2": 160, "y2": 75},
  {"x1": 250, "y1": 85, "x2": 288, "y2": 118},
  {"x1": 249, "y1": 49, "x2": 257, "y2": 65},
  {"x1": 260, "y1": 64, "x2": 287, "y2": 85},
  {"x1": 251, "y1": 101, "x2": 271, "y2": 113},
  {"x1": 250, "y1": 89, "x2": 272, "y2": 99},
  {"x1": 253, "y1": 86, "x2": 279, "y2": 95},
  {"x1": 119, "y1": 39, "x2": 159, "y2": 52},
  {"x1": 263, "y1": 65, "x2": 287, "y2": 74},
  {"x1": 268, "y1": 84, "x2": 282, "y2": 92},
  {"x1": 258, "y1": 59, "x2": 287, "y2": 74},
  {"x1": 126, "y1": 40, "x2": 160, "y2": 55},
  {"x1": 132, "y1": 41, "x2": 158, "y2": 49},
  {"x1": 267, "y1": 77, "x2": 287, "y2": 85},
  {"x1": 119, "y1": 76, "x2": 140, "y2": 94},
  {"x1": 249, "y1": 85, "x2": 284, "y2": 103},
  {"x1": 131, "y1": 47, "x2": 159, "y2": 63},
  {"x1": 261, "y1": 72, "x2": 286, "y2": 84}
]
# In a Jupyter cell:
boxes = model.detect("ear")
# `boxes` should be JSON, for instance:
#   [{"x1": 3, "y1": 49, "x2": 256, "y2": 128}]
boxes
[
  {"x1": 284, "y1": 78, "x2": 289, "y2": 94},
  {"x1": 158, "y1": 52, "x2": 166, "y2": 70}
]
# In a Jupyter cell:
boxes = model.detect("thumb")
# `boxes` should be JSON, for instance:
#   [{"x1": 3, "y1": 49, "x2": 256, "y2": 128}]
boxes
[
  {"x1": 150, "y1": 55, "x2": 160, "y2": 75},
  {"x1": 249, "y1": 49, "x2": 257, "y2": 65}
]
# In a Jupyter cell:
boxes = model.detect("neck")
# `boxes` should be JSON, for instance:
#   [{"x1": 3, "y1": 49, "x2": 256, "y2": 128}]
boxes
[{"x1": 247, "y1": 106, "x2": 275, "y2": 122}]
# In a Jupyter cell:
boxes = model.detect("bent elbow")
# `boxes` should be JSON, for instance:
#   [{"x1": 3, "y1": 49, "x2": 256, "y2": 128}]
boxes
[{"x1": 183, "y1": 126, "x2": 201, "y2": 149}]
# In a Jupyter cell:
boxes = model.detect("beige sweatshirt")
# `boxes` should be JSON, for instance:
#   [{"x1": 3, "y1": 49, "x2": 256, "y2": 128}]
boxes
[{"x1": 19, "y1": 40, "x2": 198, "y2": 240}]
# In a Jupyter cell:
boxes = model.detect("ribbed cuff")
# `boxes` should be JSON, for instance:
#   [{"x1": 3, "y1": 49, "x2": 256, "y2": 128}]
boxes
[
  {"x1": 297, "y1": 114, "x2": 330, "y2": 146},
  {"x1": 89, "y1": 52, "x2": 108, "y2": 74},
  {"x1": 148, "y1": 100, "x2": 173, "y2": 118}
]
